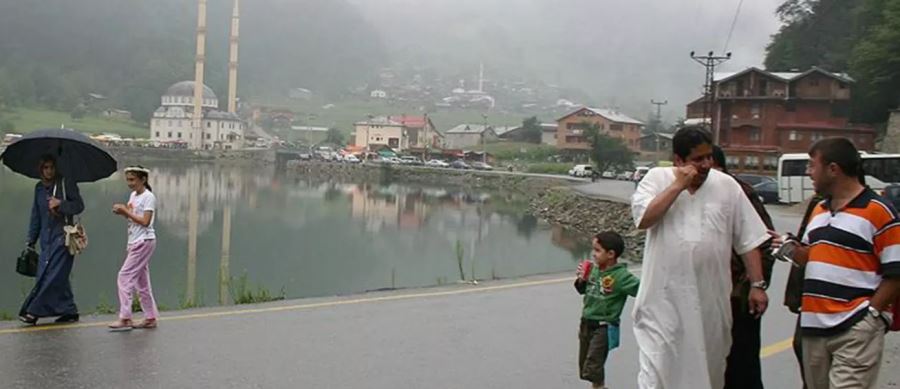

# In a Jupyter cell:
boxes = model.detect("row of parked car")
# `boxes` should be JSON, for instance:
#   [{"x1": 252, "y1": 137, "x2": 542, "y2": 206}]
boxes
[
  {"x1": 568, "y1": 165, "x2": 650, "y2": 182},
  {"x1": 315, "y1": 154, "x2": 495, "y2": 171}
]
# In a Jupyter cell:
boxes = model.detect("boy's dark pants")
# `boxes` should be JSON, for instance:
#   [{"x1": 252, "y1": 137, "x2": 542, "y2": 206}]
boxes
[
  {"x1": 579, "y1": 319, "x2": 609, "y2": 385},
  {"x1": 724, "y1": 297, "x2": 764, "y2": 389}
]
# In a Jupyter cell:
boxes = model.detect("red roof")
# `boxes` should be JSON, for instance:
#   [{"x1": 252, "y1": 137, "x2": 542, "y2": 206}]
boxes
[{"x1": 390, "y1": 115, "x2": 428, "y2": 129}]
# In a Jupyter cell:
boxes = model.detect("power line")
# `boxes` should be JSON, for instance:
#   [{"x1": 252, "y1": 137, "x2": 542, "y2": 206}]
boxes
[{"x1": 723, "y1": 0, "x2": 745, "y2": 53}]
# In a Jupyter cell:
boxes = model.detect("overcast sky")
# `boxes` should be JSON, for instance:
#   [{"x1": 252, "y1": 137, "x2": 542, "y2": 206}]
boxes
[{"x1": 349, "y1": 0, "x2": 785, "y2": 120}]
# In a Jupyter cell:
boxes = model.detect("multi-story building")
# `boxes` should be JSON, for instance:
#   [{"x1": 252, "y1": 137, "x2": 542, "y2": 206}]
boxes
[
  {"x1": 687, "y1": 67, "x2": 875, "y2": 173},
  {"x1": 556, "y1": 107, "x2": 644, "y2": 153},
  {"x1": 352, "y1": 115, "x2": 439, "y2": 152}
]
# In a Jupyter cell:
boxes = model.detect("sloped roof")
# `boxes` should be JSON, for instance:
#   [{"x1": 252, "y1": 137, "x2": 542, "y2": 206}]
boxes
[
  {"x1": 714, "y1": 67, "x2": 853, "y2": 84},
  {"x1": 557, "y1": 107, "x2": 644, "y2": 125},
  {"x1": 446, "y1": 124, "x2": 493, "y2": 134}
]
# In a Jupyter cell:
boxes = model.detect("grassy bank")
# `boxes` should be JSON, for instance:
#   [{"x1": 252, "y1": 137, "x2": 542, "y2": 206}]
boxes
[{"x1": 2, "y1": 107, "x2": 149, "y2": 138}]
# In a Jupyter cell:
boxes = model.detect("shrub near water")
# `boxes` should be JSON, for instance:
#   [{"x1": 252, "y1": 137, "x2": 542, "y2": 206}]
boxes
[
  {"x1": 525, "y1": 163, "x2": 571, "y2": 175},
  {"x1": 230, "y1": 273, "x2": 285, "y2": 305}
]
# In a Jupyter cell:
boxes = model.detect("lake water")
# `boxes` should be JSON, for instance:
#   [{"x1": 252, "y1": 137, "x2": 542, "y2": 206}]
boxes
[{"x1": 0, "y1": 163, "x2": 589, "y2": 316}]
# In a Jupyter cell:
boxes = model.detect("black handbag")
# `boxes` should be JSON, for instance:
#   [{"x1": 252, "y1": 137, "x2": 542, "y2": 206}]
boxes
[{"x1": 16, "y1": 247, "x2": 38, "y2": 277}]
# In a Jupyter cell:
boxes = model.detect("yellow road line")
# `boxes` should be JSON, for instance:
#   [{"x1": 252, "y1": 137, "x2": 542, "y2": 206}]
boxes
[
  {"x1": 0, "y1": 276, "x2": 571, "y2": 335},
  {"x1": 761, "y1": 337, "x2": 795, "y2": 359},
  {"x1": 0, "y1": 276, "x2": 800, "y2": 360}
]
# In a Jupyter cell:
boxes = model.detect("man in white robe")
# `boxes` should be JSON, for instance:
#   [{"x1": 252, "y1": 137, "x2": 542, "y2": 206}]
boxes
[{"x1": 631, "y1": 128, "x2": 770, "y2": 389}]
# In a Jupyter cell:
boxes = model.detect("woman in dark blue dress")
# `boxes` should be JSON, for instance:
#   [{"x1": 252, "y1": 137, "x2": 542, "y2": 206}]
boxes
[{"x1": 18, "y1": 155, "x2": 84, "y2": 325}]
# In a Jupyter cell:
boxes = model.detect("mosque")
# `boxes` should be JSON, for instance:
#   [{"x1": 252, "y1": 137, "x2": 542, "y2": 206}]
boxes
[{"x1": 150, "y1": 0, "x2": 245, "y2": 150}]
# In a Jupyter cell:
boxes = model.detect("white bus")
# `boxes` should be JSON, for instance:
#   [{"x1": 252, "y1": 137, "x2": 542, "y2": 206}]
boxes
[{"x1": 777, "y1": 152, "x2": 900, "y2": 203}]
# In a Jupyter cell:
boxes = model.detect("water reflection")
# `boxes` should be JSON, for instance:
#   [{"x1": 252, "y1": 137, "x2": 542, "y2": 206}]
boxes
[{"x1": 0, "y1": 164, "x2": 587, "y2": 315}]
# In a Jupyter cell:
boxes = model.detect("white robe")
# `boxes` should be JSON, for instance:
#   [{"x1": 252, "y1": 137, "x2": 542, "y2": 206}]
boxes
[{"x1": 631, "y1": 167, "x2": 769, "y2": 389}]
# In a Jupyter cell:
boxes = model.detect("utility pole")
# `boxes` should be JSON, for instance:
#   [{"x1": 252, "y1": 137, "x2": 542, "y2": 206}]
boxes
[
  {"x1": 650, "y1": 100, "x2": 667, "y2": 163},
  {"x1": 690, "y1": 51, "x2": 731, "y2": 143},
  {"x1": 650, "y1": 99, "x2": 667, "y2": 127},
  {"x1": 481, "y1": 114, "x2": 488, "y2": 165}
]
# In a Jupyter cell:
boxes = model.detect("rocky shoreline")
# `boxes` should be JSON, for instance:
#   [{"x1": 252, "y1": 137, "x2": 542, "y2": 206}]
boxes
[
  {"x1": 286, "y1": 162, "x2": 646, "y2": 260},
  {"x1": 529, "y1": 187, "x2": 645, "y2": 261}
]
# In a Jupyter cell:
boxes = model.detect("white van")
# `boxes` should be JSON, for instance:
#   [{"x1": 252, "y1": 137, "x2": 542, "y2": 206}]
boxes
[{"x1": 568, "y1": 164, "x2": 593, "y2": 177}]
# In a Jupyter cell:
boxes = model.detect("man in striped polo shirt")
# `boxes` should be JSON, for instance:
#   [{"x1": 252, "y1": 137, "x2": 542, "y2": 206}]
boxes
[{"x1": 780, "y1": 138, "x2": 900, "y2": 388}]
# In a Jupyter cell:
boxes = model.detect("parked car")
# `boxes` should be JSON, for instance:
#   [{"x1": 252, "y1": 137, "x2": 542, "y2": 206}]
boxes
[
  {"x1": 736, "y1": 174, "x2": 776, "y2": 187},
  {"x1": 753, "y1": 181, "x2": 779, "y2": 204},
  {"x1": 425, "y1": 159, "x2": 450, "y2": 168},
  {"x1": 471, "y1": 161, "x2": 493, "y2": 171},
  {"x1": 883, "y1": 184, "x2": 900, "y2": 210},
  {"x1": 601, "y1": 171, "x2": 616, "y2": 179},
  {"x1": 298, "y1": 153, "x2": 312, "y2": 161},
  {"x1": 399, "y1": 156, "x2": 423, "y2": 165},
  {"x1": 344, "y1": 154, "x2": 361, "y2": 164},
  {"x1": 451, "y1": 160, "x2": 471, "y2": 170},
  {"x1": 568, "y1": 164, "x2": 593, "y2": 177},
  {"x1": 616, "y1": 171, "x2": 633, "y2": 181}
]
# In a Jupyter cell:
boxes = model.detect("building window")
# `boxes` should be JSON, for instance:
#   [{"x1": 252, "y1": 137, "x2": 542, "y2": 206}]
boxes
[
  {"x1": 759, "y1": 79, "x2": 768, "y2": 95},
  {"x1": 206, "y1": 133, "x2": 211, "y2": 140},
  {"x1": 177, "y1": 132, "x2": 182, "y2": 139},
  {"x1": 789, "y1": 131, "x2": 801, "y2": 141},
  {"x1": 751, "y1": 103, "x2": 760, "y2": 119},
  {"x1": 810, "y1": 79, "x2": 819, "y2": 87},
  {"x1": 764, "y1": 157, "x2": 778, "y2": 171},
  {"x1": 839, "y1": 82, "x2": 848, "y2": 89},
  {"x1": 726, "y1": 156, "x2": 740, "y2": 171},
  {"x1": 168, "y1": 120, "x2": 173, "y2": 127},
  {"x1": 207, "y1": 122, "x2": 211, "y2": 128},
  {"x1": 566, "y1": 122, "x2": 591, "y2": 131},
  {"x1": 168, "y1": 132, "x2": 172, "y2": 138},
  {"x1": 811, "y1": 132, "x2": 825, "y2": 142},
  {"x1": 749, "y1": 128, "x2": 761, "y2": 142},
  {"x1": 786, "y1": 101, "x2": 796, "y2": 112},
  {"x1": 745, "y1": 156, "x2": 760, "y2": 170},
  {"x1": 831, "y1": 104, "x2": 849, "y2": 118},
  {"x1": 155, "y1": 132, "x2": 160, "y2": 137}
]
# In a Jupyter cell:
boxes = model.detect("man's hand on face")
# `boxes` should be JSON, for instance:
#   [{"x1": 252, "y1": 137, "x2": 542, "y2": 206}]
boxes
[{"x1": 674, "y1": 165, "x2": 698, "y2": 191}]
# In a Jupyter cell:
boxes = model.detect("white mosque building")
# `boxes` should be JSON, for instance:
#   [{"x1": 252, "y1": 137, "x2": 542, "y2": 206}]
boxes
[{"x1": 150, "y1": 81, "x2": 244, "y2": 150}]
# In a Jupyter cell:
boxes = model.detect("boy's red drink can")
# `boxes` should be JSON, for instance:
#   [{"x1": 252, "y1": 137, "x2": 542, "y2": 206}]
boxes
[{"x1": 581, "y1": 260, "x2": 593, "y2": 280}]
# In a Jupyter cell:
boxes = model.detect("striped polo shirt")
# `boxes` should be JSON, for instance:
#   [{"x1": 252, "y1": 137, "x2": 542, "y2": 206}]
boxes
[{"x1": 801, "y1": 188, "x2": 900, "y2": 336}]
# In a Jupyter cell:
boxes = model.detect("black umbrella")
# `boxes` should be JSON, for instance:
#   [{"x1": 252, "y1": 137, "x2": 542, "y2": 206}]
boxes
[{"x1": 0, "y1": 128, "x2": 118, "y2": 182}]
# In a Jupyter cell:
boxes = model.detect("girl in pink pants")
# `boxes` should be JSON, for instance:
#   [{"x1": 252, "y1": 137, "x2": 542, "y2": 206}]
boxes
[{"x1": 109, "y1": 166, "x2": 159, "y2": 331}]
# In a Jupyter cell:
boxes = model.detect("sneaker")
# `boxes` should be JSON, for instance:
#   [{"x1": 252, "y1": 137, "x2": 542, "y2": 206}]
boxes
[
  {"x1": 108, "y1": 319, "x2": 133, "y2": 332},
  {"x1": 134, "y1": 319, "x2": 158, "y2": 329}
]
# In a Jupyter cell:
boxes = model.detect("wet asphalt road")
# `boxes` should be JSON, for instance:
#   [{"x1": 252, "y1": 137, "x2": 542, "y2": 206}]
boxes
[
  {"x1": 2, "y1": 181, "x2": 890, "y2": 389},
  {"x1": 0, "y1": 266, "x2": 808, "y2": 389}
]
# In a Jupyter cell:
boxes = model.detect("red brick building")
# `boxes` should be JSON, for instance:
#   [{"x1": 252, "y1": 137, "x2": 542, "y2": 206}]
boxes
[
  {"x1": 686, "y1": 67, "x2": 875, "y2": 174},
  {"x1": 556, "y1": 107, "x2": 644, "y2": 154}
]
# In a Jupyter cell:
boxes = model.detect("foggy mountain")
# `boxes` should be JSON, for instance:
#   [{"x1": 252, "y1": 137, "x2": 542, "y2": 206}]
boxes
[
  {"x1": 349, "y1": 0, "x2": 784, "y2": 120},
  {"x1": 0, "y1": 0, "x2": 784, "y2": 123},
  {"x1": 0, "y1": 0, "x2": 386, "y2": 122}
]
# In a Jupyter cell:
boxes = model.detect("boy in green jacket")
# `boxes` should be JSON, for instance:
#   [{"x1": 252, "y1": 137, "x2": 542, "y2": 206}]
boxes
[{"x1": 574, "y1": 231, "x2": 640, "y2": 389}]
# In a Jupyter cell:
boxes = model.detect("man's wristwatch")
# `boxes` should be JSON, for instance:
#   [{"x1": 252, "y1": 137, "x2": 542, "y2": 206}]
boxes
[{"x1": 750, "y1": 280, "x2": 768, "y2": 290}]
